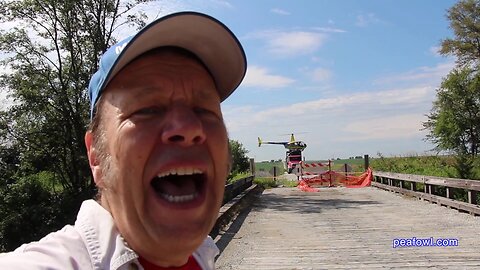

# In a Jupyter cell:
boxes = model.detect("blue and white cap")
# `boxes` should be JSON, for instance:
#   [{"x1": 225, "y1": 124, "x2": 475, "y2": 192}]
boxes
[{"x1": 88, "y1": 11, "x2": 247, "y2": 119}]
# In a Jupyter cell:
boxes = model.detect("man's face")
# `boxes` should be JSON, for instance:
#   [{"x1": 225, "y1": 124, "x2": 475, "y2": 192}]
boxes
[{"x1": 85, "y1": 49, "x2": 230, "y2": 266}]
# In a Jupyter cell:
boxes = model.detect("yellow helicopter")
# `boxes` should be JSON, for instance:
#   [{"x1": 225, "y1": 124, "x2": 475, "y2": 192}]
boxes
[{"x1": 258, "y1": 134, "x2": 307, "y2": 173}]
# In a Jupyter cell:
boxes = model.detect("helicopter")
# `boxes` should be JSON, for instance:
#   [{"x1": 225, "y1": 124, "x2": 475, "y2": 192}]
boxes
[{"x1": 258, "y1": 134, "x2": 307, "y2": 174}]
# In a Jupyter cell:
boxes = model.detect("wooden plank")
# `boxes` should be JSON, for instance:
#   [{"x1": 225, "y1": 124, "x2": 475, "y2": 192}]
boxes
[{"x1": 215, "y1": 187, "x2": 480, "y2": 269}]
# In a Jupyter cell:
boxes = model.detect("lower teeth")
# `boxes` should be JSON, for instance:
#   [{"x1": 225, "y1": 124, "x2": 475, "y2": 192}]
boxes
[{"x1": 161, "y1": 193, "x2": 198, "y2": 203}]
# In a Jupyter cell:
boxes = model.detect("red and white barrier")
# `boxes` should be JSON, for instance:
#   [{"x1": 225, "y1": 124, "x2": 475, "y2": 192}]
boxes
[
  {"x1": 302, "y1": 162, "x2": 329, "y2": 168},
  {"x1": 295, "y1": 160, "x2": 373, "y2": 192}
]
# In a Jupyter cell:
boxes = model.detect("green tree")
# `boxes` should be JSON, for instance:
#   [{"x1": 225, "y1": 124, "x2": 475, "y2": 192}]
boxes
[
  {"x1": 454, "y1": 153, "x2": 476, "y2": 179},
  {"x1": 0, "y1": 0, "x2": 153, "y2": 251},
  {"x1": 423, "y1": 0, "x2": 480, "y2": 178},
  {"x1": 0, "y1": 173, "x2": 59, "y2": 251},
  {"x1": 423, "y1": 68, "x2": 480, "y2": 156},
  {"x1": 424, "y1": 0, "x2": 480, "y2": 180},
  {"x1": 439, "y1": 0, "x2": 480, "y2": 67},
  {"x1": 229, "y1": 139, "x2": 250, "y2": 177}
]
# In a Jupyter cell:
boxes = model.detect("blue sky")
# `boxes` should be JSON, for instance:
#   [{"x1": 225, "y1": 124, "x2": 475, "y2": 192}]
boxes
[
  {"x1": 111, "y1": 0, "x2": 459, "y2": 161},
  {"x1": 151, "y1": 0, "x2": 458, "y2": 162},
  {"x1": 1, "y1": 0, "x2": 460, "y2": 162}
]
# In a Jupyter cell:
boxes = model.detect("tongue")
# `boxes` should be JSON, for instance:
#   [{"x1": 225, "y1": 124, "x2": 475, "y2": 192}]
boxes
[{"x1": 153, "y1": 175, "x2": 197, "y2": 196}]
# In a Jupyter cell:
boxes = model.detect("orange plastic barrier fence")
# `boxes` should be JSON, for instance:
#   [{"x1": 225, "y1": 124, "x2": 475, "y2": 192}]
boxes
[{"x1": 297, "y1": 168, "x2": 373, "y2": 192}]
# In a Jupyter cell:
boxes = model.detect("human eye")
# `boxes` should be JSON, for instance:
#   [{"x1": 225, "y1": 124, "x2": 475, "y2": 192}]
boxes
[{"x1": 194, "y1": 107, "x2": 222, "y2": 120}]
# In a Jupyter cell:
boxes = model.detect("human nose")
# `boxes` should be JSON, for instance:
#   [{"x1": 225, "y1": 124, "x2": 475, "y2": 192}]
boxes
[{"x1": 161, "y1": 105, "x2": 206, "y2": 146}]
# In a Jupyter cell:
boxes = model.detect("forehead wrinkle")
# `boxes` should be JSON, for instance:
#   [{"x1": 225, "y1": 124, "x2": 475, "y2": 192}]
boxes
[
  {"x1": 129, "y1": 85, "x2": 169, "y2": 101},
  {"x1": 104, "y1": 50, "x2": 219, "y2": 110}
]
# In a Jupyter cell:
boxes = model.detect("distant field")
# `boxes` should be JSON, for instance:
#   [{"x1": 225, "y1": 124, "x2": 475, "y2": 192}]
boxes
[
  {"x1": 309, "y1": 159, "x2": 366, "y2": 171},
  {"x1": 255, "y1": 155, "x2": 480, "y2": 180},
  {"x1": 255, "y1": 161, "x2": 285, "y2": 176},
  {"x1": 255, "y1": 158, "x2": 367, "y2": 176},
  {"x1": 368, "y1": 155, "x2": 480, "y2": 179}
]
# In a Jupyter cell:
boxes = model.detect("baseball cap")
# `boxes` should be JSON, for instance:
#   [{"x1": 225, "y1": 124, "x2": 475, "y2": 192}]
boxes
[{"x1": 88, "y1": 11, "x2": 247, "y2": 119}]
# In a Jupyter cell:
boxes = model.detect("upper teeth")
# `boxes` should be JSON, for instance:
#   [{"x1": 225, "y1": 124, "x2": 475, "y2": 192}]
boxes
[{"x1": 157, "y1": 168, "x2": 203, "y2": 178}]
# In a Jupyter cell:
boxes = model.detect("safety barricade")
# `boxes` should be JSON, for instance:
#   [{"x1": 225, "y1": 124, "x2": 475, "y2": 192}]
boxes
[{"x1": 296, "y1": 161, "x2": 373, "y2": 192}]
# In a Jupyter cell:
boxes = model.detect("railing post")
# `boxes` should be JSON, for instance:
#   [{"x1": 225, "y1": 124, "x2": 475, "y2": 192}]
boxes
[
  {"x1": 468, "y1": 190, "x2": 477, "y2": 205},
  {"x1": 249, "y1": 158, "x2": 255, "y2": 176},
  {"x1": 399, "y1": 180, "x2": 403, "y2": 189},
  {"x1": 364, "y1": 154, "x2": 369, "y2": 170},
  {"x1": 446, "y1": 187, "x2": 452, "y2": 199},
  {"x1": 422, "y1": 177, "x2": 426, "y2": 196},
  {"x1": 411, "y1": 182, "x2": 416, "y2": 192}
]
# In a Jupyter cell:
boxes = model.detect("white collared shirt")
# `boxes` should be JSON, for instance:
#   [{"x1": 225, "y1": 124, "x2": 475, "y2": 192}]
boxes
[{"x1": 0, "y1": 200, "x2": 219, "y2": 270}]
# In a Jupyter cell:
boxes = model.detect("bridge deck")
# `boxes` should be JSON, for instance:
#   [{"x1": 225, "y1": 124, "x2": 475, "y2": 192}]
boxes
[{"x1": 215, "y1": 187, "x2": 480, "y2": 269}]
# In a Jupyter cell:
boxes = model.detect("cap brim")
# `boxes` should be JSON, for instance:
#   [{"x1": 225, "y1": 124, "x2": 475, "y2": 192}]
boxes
[{"x1": 104, "y1": 12, "x2": 246, "y2": 102}]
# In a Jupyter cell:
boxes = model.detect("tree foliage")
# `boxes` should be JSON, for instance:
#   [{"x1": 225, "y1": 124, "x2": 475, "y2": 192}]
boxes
[
  {"x1": 423, "y1": 68, "x2": 480, "y2": 156},
  {"x1": 425, "y1": 1, "x2": 480, "y2": 154},
  {"x1": 424, "y1": 0, "x2": 480, "y2": 178},
  {"x1": 229, "y1": 139, "x2": 250, "y2": 178},
  {"x1": 0, "y1": 0, "x2": 153, "y2": 251},
  {"x1": 439, "y1": 0, "x2": 480, "y2": 67}
]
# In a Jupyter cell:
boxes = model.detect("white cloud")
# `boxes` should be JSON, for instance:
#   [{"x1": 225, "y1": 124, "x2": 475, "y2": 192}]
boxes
[
  {"x1": 339, "y1": 114, "x2": 428, "y2": 141},
  {"x1": 269, "y1": 31, "x2": 325, "y2": 56},
  {"x1": 223, "y1": 85, "x2": 436, "y2": 160},
  {"x1": 376, "y1": 86, "x2": 433, "y2": 105},
  {"x1": 312, "y1": 27, "x2": 347, "y2": 33},
  {"x1": 374, "y1": 61, "x2": 454, "y2": 86},
  {"x1": 223, "y1": 84, "x2": 435, "y2": 160},
  {"x1": 210, "y1": 0, "x2": 234, "y2": 9},
  {"x1": 271, "y1": 8, "x2": 290, "y2": 15},
  {"x1": 242, "y1": 66, "x2": 295, "y2": 89},
  {"x1": 311, "y1": 68, "x2": 333, "y2": 82},
  {"x1": 356, "y1": 13, "x2": 381, "y2": 27},
  {"x1": 250, "y1": 30, "x2": 327, "y2": 57},
  {"x1": 225, "y1": 85, "x2": 434, "y2": 132}
]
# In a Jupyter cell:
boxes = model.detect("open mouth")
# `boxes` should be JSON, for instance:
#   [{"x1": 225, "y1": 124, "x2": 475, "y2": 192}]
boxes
[{"x1": 151, "y1": 168, "x2": 206, "y2": 204}]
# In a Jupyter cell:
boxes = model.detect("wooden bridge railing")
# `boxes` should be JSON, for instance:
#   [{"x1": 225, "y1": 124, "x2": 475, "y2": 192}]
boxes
[
  {"x1": 372, "y1": 171, "x2": 480, "y2": 215},
  {"x1": 211, "y1": 175, "x2": 257, "y2": 238},
  {"x1": 222, "y1": 175, "x2": 254, "y2": 205}
]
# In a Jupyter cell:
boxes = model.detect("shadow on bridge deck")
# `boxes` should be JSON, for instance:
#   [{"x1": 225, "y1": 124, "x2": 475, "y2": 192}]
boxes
[
  {"x1": 215, "y1": 187, "x2": 382, "y2": 257},
  {"x1": 214, "y1": 201, "x2": 255, "y2": 258},
  {"x1": 255, "y1": 190, "x2": 381, "y2": 214}
]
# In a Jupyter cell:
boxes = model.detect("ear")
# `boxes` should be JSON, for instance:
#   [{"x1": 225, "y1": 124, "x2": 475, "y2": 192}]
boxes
[{"x1": 85, "y1": 131, "x2": 105, "y2": 188}]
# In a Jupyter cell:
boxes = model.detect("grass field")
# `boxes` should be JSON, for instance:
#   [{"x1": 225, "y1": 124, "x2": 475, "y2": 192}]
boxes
[
  {"x1": 255, "y1": 155, "x2": 480, "y2": 180},
  {"x1": 368, "y1": 154, "x2": 480, "y2": 179}
]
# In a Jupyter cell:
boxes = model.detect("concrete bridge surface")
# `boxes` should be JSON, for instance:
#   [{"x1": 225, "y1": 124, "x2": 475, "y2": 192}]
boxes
[{"x1": 214, "y1": 187, "x2": 480, "y2": 269}]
